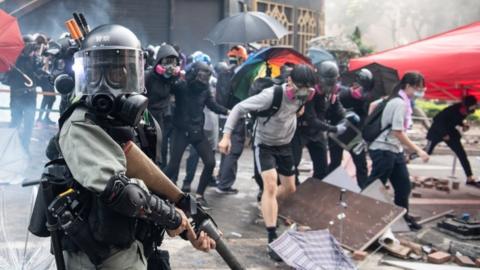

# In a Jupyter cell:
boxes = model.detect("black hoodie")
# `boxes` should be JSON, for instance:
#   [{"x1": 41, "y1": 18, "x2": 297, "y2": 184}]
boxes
[{"x1": 144, "y1": 44, "x2": 179, "y2": 115}]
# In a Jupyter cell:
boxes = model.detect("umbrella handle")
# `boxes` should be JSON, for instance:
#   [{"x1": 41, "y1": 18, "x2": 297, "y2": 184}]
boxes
[{"x1": 11, "y1": 65, "x2": 34, "y2": 87}]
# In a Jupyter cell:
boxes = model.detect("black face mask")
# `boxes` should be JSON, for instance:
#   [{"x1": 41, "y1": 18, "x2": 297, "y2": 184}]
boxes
[{"x1": 87, "y1": 80, "x2": 148, "y2": 127}]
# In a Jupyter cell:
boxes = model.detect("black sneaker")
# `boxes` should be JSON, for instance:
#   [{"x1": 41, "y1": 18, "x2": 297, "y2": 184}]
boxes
[
  {"x1": 267, "y1": 246, "x2": 282, "y2": 262},
  {"x1": 181, "y1": 184, "x2": 191, "y2": 193},
  {"x1": 215, "y1": 187, "x2": 239, "y2": 194},
  {"x1": 208, "y1": 180, "x2": 218, "y2": 187},
  {"x1": 404, "y1": 214, "x2": 422, "y2": 231},
  {"x1": 196, "y1": 196, "x2": 211, "y2": 210}
]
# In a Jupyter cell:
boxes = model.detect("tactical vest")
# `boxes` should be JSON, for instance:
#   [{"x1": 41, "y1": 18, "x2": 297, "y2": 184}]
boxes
[{"x1": 29, "y1": 101, "x2": 165, "y2": 265}]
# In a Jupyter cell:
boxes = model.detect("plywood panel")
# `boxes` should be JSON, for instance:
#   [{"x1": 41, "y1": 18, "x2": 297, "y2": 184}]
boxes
[{"x1": 279, "y1": 178, "x2": 406, "y2": 251}]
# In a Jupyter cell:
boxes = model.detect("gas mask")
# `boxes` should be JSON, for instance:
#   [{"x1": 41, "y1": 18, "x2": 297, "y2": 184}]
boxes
[
  {"x1": 286, "y1": 82, "x2": 315, "y2": 103},
  {"x1": 74, "y1": 48, "x2": 147, "y2": 126},
  {"x1": 155, "y1": 57, "x2": 180, "y2": 78}
]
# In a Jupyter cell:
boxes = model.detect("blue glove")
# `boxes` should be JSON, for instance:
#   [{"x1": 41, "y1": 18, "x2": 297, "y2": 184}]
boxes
[{"x1": 335, "y1": 123, "x2": 347, "y2": 135}]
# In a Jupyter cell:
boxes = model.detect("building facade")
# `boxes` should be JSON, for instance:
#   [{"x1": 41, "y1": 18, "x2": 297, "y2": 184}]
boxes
[{"x1": 2, "y1": 0, "x2": 324, "y2": 60}]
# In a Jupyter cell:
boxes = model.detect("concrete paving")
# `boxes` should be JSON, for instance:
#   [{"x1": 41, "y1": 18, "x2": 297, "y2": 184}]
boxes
[{"x1": 0, "y1": 96, "x2": 479, "y2": 269}]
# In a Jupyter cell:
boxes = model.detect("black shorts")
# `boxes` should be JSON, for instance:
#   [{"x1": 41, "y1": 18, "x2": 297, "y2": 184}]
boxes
[{"x1": 254, "y1": 143, "x2": 295, "y2": 176}]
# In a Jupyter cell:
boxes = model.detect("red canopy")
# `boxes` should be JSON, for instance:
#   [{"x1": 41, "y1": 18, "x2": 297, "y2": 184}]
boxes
[{"x1": 349, "y1": 22, "x2": 480, "y2": 100}]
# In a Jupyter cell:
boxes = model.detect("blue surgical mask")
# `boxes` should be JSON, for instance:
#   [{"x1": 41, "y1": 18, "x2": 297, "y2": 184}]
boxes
[{"x1": 414, "y1": 91, "x2": 424, "y2": 99}]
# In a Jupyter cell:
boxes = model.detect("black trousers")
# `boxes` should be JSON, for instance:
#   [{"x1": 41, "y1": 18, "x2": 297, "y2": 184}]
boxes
[
  {"x1": 367, "y1": 149, "x2": 411, "y2": 211},
  {"x1": 425, "y1": 136, "x2": 472, "y2": 177},
  {"x1": 38, "y1": 91, "x2": 56, "y2": 121},
  {"x1": 164, "y1": 128, "x2": 215, "y2": 196},
  {"x1": 218, "y1": 118, "x2": 245, "y2": 189},
  {"x1": 10, "y1": 88, "x2": 37, "y2": 151},
  {"x1": 328, "y1": 138, "x2": 369, "y2": 187},
  {"x1": 291, "y1": 132, "x2": 329, "y2": 181}
]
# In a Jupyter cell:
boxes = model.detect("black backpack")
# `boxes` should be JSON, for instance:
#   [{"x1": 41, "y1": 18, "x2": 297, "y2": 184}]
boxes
[
  {"x1": 248, "y1": 77, "x2": 284, "y2": 124},
  {"x1": 362, "y1": 95, "x2": 399, "y2": 143}
]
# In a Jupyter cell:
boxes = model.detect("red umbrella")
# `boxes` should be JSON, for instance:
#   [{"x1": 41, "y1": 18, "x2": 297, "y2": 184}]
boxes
[
  {"x1": 0, "y1": 9, "x2": 24, "y2": 72},
  {"x1": 349, "y1": 22, "x2": 480, "y2": 100}
]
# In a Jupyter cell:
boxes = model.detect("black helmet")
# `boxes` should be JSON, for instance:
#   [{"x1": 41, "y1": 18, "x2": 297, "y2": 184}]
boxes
[
  {"x1": 315, "y1": 61, "x2": 339, "y2": 88},
  {"x1": 73, "y1": 24, "x2": 147, "y2": 126},
  {"x1": 355, "y1": 68, "x2": 373, "y2": 91},
  {"x1": 186, "y1": 61, "x2": 212, "y2": 88},
  {"x1": 73, "y1": 24, "x2": 145, "y2": 97}
]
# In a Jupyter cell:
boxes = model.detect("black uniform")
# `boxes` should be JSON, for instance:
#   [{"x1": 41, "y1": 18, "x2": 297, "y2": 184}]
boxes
[
  {"x1": 329, "y1": 85, "x2": 369, "y2": 186},
  {"x1": 293, "y1": 87, "x2": 344, "y2": 181},
  {"x1": 165, "y1": 69, "x2": 228, "y2": 197}
]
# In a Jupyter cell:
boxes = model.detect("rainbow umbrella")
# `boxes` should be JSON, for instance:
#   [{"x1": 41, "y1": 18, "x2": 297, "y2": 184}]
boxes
[{"x1": 231, "y1": 47, "x2": 312, "y2": 100}]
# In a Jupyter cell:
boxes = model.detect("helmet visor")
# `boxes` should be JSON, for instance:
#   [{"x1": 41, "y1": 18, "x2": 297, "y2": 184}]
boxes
[{"x1": 73, "y1": 49, "x2": 145, "y2": 96}]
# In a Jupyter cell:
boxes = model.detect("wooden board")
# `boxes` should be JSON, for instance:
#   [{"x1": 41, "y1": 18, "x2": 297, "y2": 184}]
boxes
[{"x1": 278, "y1": 178, "x2": 406, "y2": 251}]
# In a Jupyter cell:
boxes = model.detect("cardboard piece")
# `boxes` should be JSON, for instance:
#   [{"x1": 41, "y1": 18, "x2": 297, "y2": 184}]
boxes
[{"x1": 278, "y1": 178, "x2": 406, "y2": 251}]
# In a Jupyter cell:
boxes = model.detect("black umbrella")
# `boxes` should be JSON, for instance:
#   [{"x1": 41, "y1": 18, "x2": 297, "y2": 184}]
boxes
[
  {"x1": 206, "y1": 11, "x2": 288, "y2": 45},
  {"x1": 342, "y1": 62, "x2": 399, "y2": 100}
]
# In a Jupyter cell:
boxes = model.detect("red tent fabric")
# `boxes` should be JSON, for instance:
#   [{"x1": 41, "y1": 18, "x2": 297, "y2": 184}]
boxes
[{"x1": 349, "y1": 22, "x2": 480, "y2": 100}]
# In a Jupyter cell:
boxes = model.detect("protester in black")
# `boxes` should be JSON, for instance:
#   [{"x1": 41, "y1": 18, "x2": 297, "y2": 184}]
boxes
[
  {"x1": 329, "y1": 68, "x2": 373, "y2": 187},
  {"x1": 216, "y1": 46, "x2": 249, "y2": 194},
  {"x1": 293, "y1": 61, "x2": 346, "y2": 182},
  {"x1": 5, "y1": 35, "x2": 46, "y2": 151},
  {"x1": 425, "y1": 95, "x2": 478, "y2": 186},
  {"x1": 165, "y1": 62, "x2": 229, "y2": 206},
  {"x1": 144, "y1": 44, "x2": 181, "y2": 167}
]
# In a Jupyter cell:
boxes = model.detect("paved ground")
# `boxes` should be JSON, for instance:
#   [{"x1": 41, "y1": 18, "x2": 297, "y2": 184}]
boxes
[{"x1": 0, "y1": 90, "x2": 479, "y2": 269}]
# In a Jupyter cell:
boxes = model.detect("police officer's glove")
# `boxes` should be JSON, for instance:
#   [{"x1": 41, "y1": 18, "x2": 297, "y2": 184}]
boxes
[{"x1": 335, "y1": 122, "x2": 347, "y2": 135}]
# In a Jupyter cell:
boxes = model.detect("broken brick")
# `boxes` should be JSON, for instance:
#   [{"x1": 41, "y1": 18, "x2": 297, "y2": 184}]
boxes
[
  {"x1": 352, "y1": 250, "x2": 368, "y2": 261},
  {"x1": 427, "y1": 251, "x2": 451, "y2": 264},
  {"x1": 454, "y1": 255, "x2": 476, "y2": 267},
  {"x1": 400, "y1": 239, "x2": 422, "y2": 256},
  {"x1": 412, "y1": 192, "x2": 422, "y2": 198},
  {"x1": 452, "y1": 182, "x2": 460, "y2": 190}
]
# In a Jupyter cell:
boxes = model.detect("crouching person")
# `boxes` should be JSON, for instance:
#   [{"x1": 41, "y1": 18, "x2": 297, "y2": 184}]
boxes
[{"x1": 218, "y1": 64, "x2": 316, "y2": 261}]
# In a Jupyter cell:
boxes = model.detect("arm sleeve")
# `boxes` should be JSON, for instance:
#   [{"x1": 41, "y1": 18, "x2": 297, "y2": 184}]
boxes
[
  {"x1": 303, "y1": 101, "x2": 337, "y2": 132},
  {"x1": 223, "y1": 88, "x2": 274, "y2": 134},
  {"x1": 59, "y1": 116, "x2": 127, "y2": 193},
  {"x1": 205, "y1": 90, "x2": 229, "y2": 115},
  {"x1": 390, "y1": 100, "x2": 407, "y2": 131}
]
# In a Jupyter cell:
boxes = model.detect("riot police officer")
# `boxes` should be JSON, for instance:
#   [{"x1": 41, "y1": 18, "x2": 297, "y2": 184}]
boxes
[{"x1": 30, "y1": 24, "x2": 214, "y2": 270}]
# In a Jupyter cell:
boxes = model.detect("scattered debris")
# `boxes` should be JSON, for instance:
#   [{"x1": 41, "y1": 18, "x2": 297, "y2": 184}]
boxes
[
  {"x1": 382, "y1": 259, "x2": 479, "y2": 270},
  {"x1": 437, "y1": 216, "x2": 480, "y2": 240},
  {"x1": 454, "y1": 255, "x2": 476, "y2": 267},
  {"x1": 450, "y1": 241, "x2": 480, "y2": 260},
  {"x1": 412, "y1": 192, "x2": 422, "y2": 198},
  {"x1": 475, "y1": 258, "x2": 480, "y2": 267},
  {"x1": 400, "y1": 239, "x2": 423, "y2": 256},
  {"x1": 230, "y1": 232, "x2": 242, "y2": 238},
  {"x1": 427, "y1": 251, "x2": 451, "y2": 264},
  {"x1": 352, "y1": 250, "x2": 368, "y2": 261},
  {"x1": 418, "y1": 210, "x2": 455, "y2": 225}
]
